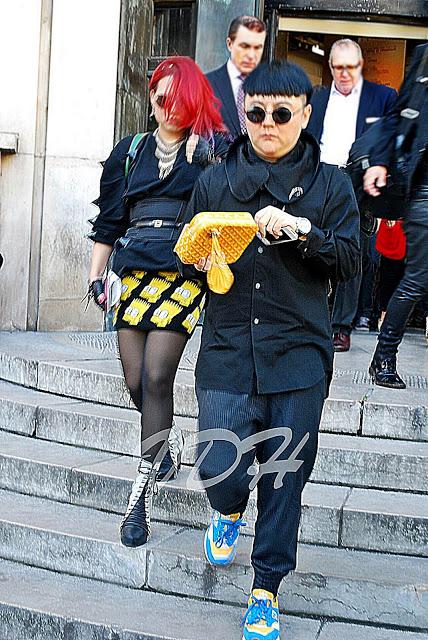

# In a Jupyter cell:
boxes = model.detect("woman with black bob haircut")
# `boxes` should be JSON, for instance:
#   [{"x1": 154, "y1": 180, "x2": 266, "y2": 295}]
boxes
[
  {"x1": 87, "y1": 56, "x2": 228, "y2": 549},
  {"x1": 184, "y1": 60, "x2": 359, "y2": 640}
]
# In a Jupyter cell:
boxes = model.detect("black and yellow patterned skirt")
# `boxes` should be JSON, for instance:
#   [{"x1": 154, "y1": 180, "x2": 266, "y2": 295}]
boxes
[{"x1": 114, "y1": 270, "x2": 205, "y2": 336}]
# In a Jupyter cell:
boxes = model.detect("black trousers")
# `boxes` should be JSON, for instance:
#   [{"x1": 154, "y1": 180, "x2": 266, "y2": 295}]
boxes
[
  {"x1": 332, "y1": 232, "x2": 378, "y2": 334},
  {"x1": 196, "y1": 379, "x2": 327, "y2": 595},
  {"x1": 378, "y1": 256, "x2": 406, "y2": 312},
  {"x1": 376, "y1": 167, "x2": 428, "y2": 358}
]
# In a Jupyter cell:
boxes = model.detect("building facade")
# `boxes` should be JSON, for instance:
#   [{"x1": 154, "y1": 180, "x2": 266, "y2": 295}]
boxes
[{"x1": 0, "y1": 0, "x2": 427, "y2": 331}]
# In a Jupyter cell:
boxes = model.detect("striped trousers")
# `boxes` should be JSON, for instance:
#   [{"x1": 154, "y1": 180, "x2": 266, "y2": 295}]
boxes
[{"x1": 196, "y1": 378, "x2": 327, "y2": 595}]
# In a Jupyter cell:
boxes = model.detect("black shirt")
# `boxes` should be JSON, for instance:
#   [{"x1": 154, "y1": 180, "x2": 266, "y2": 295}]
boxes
[{"x1": 184, "y1": 133, "x2": 360, "y2": 395}]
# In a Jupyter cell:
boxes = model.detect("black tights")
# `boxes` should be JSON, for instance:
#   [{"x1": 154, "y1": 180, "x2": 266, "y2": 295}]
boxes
[{"x1": 117, "y1": 328, "x2": 188, "y2": 464}]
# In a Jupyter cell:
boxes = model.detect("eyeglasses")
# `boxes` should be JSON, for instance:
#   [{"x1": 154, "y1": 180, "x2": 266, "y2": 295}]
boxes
[
  {"x1": 155, "y1": 94, "x2": 167, "y2": 108},
  {"x1": 245, "y1": 106, "x2": 304, "y2": 125},
  {"x1": 331, "y1": 63, "x2": 361, "y2": 73}
]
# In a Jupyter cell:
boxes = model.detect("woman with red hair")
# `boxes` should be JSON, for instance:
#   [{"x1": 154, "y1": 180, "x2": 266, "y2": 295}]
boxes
[{"x1": 87, "y1": 56, "x2": 228, "y2": 548}]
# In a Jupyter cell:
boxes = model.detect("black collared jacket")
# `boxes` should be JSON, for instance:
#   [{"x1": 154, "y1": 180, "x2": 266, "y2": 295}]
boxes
[{"x1": 184, "y1": 133, "x2": 360, "y2": 395}]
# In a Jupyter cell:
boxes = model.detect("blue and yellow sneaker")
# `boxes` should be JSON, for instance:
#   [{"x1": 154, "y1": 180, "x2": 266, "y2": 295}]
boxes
[
  {"x1": 242, "y1": 589, "x2": 280, "y2": 640},
  {"x1": 204, "y1": 510, "x2": 246, "y2": 566}
]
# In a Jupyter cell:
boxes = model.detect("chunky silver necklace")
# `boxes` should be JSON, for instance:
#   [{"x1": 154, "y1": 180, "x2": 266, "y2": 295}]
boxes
[{"x1": 154, "y1": 128, "x2": 184, "y2": 180}]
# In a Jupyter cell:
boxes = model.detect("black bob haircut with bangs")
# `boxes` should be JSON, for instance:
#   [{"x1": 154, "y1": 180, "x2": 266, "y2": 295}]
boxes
[{"x1": 244, "y1": 61, "x2": 313, "y2": 103}]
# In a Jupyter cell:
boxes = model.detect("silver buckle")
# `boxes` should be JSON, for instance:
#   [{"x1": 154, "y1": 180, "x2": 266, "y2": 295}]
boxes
[
  {"x1": 400, "y1": 108, "x2": 419, "y2": 120},
  {"x1": 153, "y1": 219, "x2": 163, "y2": 228}
]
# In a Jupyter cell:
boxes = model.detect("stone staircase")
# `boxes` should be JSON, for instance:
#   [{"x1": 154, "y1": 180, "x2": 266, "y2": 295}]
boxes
[{"x1": 0, "y1": 330, "x2": 427, "y2": 639}]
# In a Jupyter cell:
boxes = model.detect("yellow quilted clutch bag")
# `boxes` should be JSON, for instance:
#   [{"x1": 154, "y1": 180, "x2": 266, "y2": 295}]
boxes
[{"x1": 174, "y1": 212, "x2": 258, "y2": 294}]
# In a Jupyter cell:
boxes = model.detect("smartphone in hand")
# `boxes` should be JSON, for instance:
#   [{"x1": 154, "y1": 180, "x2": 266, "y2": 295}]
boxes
[{"x1": 257, "y1": 226, "x2": 299, "y2": 246}]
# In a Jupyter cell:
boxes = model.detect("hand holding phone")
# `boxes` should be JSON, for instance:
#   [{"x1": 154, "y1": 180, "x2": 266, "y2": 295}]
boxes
[{"x1": 257, "y1": 226, "x2": 299, "y2": 245}]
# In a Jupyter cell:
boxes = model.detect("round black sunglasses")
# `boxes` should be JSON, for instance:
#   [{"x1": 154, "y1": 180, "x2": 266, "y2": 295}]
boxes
[{"x1": 246, "y1": 106, "x2": 303, "y2": 125}]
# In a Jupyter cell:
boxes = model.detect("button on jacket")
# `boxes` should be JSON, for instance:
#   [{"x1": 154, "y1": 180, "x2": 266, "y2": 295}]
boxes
[{"x1": 183, "y1": 133, "x2": 360, "y2": 395}]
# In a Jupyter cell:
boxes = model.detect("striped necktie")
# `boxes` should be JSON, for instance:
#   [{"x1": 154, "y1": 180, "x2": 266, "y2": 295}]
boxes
[{"x1": 236, "y1": 74, "x2": 247, "y2": 134}]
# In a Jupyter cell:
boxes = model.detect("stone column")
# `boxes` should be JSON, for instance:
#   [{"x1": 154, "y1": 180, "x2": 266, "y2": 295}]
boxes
[{"x1": 36, "y1": 0, "x2": 122, "y2": 330}]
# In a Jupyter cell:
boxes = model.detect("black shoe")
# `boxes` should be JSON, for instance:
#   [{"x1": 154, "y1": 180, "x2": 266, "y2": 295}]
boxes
[
  {"x1": 354, "y1": 316, "x2": 370, "y2": 331},
  {"x1": 369, "y1": 356, "x2": 406, "y2": 389},
  {"x1": 157, "y1": 420, "x2": 184, "y2": 481},
  {"x1": 120, "y1": 459, "x2": 158, "y2": 547}
]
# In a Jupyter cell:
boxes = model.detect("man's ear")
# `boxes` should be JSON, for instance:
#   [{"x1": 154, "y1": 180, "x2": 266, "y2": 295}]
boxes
[
  {"x1": 226, "y1": 37, "x2": 232, "y2": 53},
  {"x1": 360, "y1": 57, "x2": 364, "y2": 72},
  {"x1": 301, "y1": 103, "x2": 312, "y2": 130}
]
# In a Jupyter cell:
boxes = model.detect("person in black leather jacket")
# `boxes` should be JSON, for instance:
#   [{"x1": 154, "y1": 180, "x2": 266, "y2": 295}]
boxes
[{"x1": 364, "y1": 44, "x2": 428, "y2": 388}]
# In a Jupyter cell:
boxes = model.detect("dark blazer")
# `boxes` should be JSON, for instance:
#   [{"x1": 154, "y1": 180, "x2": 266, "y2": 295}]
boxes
[
  {"x1": 184, "y1": 133, "x2": 360, "y2": 394},
  {"x1": 307, "y1": 79, "x2": 397, "y2": 144},
  {"x1": 371, "y1": 44, "x2": 428, "y2": 193},
  {"x1": 206, "y1": 63, "x2": 241, "y2": 139}
]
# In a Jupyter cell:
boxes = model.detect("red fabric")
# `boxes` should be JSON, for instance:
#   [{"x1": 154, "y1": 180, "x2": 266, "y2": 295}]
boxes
[{"x1": 375, "y1": 220, "x2": 406, "y2": 261}]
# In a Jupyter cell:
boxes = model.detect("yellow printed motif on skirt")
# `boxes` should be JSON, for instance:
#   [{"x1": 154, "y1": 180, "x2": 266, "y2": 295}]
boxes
[
  {"x1": 151, "y1": 300, "x2": 182, "y2": 327},
  {"x1": 122, "y1": 299, "x2": 151, "y2": 325},
  {"x1": 158, "y1": 271, "x2": 179, "y2": 282},
  {"x1": 140, "y1": 277, "x2": 171, "y2": 303},
  {"x1": 182, "y1": 306, "x2": 201, "y2": 333},
  {"x1": 121, "y1": 275, "x2": 143, "y2": 301},
  {"x1": 171, "y1": 280, "x2": 201, "y2": 307}
]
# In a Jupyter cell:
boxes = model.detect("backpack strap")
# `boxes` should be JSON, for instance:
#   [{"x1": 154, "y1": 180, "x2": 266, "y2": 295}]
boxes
[{"x1": 125, "y1": 132, "x2": 149, "y2": 179}]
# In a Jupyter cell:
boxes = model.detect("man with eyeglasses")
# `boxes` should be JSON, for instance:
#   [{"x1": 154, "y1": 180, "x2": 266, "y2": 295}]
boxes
[
  {"x1": 308, "y1": 38, "x2": 396, "y2": 352},
  {"x1": 183, "y1": 61, "x2": 359, "y2": 640}
]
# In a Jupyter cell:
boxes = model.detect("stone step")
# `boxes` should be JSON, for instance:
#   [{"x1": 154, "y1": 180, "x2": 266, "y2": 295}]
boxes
[
  {"x1": 1, "y1": 381, "x2": 428, "y2": 493},
  {"x1": 0, "y1": 491, "x2": 426, "y2": 631},
  {"x1": 2, "y1": 559, "x2": 307, "y2": 640},
  {"x1": 1, "y1": 346, "x2": 427, "y2": 440},
  {"x1": 0, "y1": 431, "x2": 349, "y2": 547},
  {"x1": 147, "y1": 525, "x2": 428, "y2": 630},
  {"x1": 6, "y1": 561, "x2": 426, "y2": 640},
  {"x1": 1, "y1": 433, "x2": 428, "y2": 557},
  {"x1": 317, "y1": 624, "x2": 428, "y2": 640}
]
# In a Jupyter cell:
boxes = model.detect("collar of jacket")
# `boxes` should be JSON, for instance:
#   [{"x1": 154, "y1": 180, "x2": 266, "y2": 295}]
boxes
[{"x1": 224, "y1": 131, "x2": 321, "y2": 204}]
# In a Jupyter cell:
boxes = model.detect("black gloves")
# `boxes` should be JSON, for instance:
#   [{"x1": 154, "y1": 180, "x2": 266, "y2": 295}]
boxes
[{"x1": 90, "y1": 278, "x2": 107, "y2": 310}]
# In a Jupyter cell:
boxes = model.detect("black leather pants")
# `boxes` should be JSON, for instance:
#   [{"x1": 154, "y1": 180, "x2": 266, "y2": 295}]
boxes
[{"x1": 376, "y1": 167, "x2": 428, "y2": 359}]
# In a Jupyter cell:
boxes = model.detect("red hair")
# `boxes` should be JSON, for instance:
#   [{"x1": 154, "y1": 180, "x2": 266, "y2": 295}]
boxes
[{"x1": 149, "y1": 56, "x2": 227, "y2": 137}]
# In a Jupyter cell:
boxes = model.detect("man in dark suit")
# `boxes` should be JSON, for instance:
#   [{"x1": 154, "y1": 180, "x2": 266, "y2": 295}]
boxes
[
  {"x1": 307, "y1": 38, "x2": 396, "y2": 352},
  {"x1": 206, "y1": 15, "x2": 266, "y2": 139}
]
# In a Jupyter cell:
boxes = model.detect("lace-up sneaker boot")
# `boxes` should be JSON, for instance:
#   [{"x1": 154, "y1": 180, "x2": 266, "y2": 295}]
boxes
[
  {"x1": 204, "y1": 510, "x2": 246, "y2": 566},
  {"x1": 120, "y1": 459, "x2": 159, "y2": 547},
  {"x1": 242, "y1": 589, "x2": 280, "y2": 640},
  {"x1": 157, "y1": 420, "x2": 184, "y2": 481}
]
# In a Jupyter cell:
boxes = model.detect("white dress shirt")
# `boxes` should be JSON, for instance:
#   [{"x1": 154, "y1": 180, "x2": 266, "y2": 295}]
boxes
[
  {"x1": 227, "y1": 59, "x2": 243, "y2": 104},
  {"x1": 320, "y1": 77, "x2": 363, "y2": 167}
]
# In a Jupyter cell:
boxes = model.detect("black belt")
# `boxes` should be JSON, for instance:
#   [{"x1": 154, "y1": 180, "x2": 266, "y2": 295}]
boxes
[
  {"x1": 129, "y1": 197, "x2": 187, "y2": 228},
  {"x1": 132, "y1": 219, "x2": 181, "y2": 229}
]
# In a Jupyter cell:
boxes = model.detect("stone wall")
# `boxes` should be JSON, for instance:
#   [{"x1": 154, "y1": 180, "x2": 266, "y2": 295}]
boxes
[
  {"x1": 37, "y1": 0, "x2": 121, "y2": 330},
  {"x1": 0, "y1": 0, "x2": 121, "y2": 331},
  {"x1": 0, "y1": 0, "x2": 42, "y2": 330}
]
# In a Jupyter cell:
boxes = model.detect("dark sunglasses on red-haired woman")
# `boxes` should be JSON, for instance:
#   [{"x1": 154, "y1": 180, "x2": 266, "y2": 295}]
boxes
[{"x1": 155, "y1": 95, "x2": 167, "y2": 108}]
